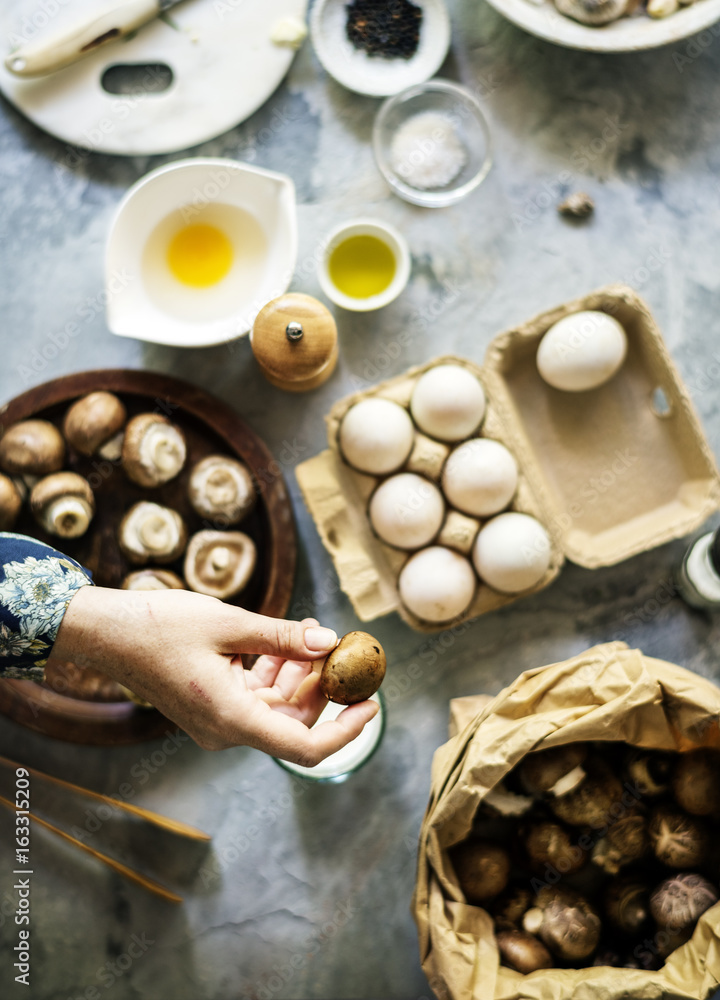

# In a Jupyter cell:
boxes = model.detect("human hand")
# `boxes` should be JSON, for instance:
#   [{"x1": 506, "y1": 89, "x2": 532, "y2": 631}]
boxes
[{"x1": 53, "y1": 586, "x2": 379, "y2": 764}]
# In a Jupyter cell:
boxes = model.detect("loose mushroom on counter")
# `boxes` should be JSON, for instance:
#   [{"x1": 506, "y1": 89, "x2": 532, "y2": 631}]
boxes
[
  {"x1": 63, "y1": 391, "x2": 127, "y2": 458},
  {"x1": 30, "y1": 472, "x2": 95, "y2": 539},
  {"x1": 0, "y1": 419, "x2": 65, "y2": 476},
  {"x1": 118, "y1": 502, "x2": 188, "y2": 564},
  {"x1": 122, "y1": 413, "x2": 187, "y2": 488},
  {"x1": 188, "y1": 455, "x2": 255, "y2": 525},
  {"x1": 184, "y1": 530, "x2": 256, "y2": 599}
]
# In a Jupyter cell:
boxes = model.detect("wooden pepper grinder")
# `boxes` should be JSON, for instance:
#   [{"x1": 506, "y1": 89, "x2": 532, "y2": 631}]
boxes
[{"x1": 251, "y1": 293, "x2": 338, "y2": 392}]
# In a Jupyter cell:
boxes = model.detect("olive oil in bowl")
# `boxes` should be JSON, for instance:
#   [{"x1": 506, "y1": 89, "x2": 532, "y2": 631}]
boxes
[{"x1": 319, "y1": 219, "x2": 411, "y2": 312}]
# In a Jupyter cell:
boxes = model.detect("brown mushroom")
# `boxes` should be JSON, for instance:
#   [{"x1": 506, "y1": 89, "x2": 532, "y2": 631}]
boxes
[
  {"x1": 121, "y1": 569, "x2": 185, "y2": 591},
  {"x1": 650, "y1": 873, "x2": 718, "y2": 932},
  {"x1": 320, "y1": 631, "x2": 386, "y2": 705},
  {"x1": 550, "y1": 758, "x2": 623, "y2": 829},
  {"x1": 483, "y1": 783, "x2": 534, "y2": 817},
  {"x1": 188, "y1": 455, "x2": 255, "y2": 525},
  {"x1": 63, "y1": 391, "x2": 127, "y2": 457},
  {"x1": 518, "y1": 743, "x2": 588, "y2": 798},
  {"x1": 183, "y1": 530, "x2": 256, "y2": 599},
  {"x1": 0, "y1": 473, "x2": 22, "y2": 530},
  {"x1": 605, "y1": 878, "x2": 649, "y2": 934},
  {"x1": 672, "y1": 749, "x2": 720, "y2": 817},
  {"x1": 122, "y1": 413, "x2": 186, "y2": 488},
  {"x1": 492, "y1": 887, "x2": 532, "y2": 931},
  {"x1": 30, "y1": 472, "x2": 95, "y2": 538},
  {"x1": 523, "y1": 887, "x2": 601, "y2": 962},
  {"x1": 524, "y1": 821, "x2": 585, "y2": 874},
  {"x1": 625, "y1": 749, "x2": 673, "y2": 798},
  {"x1": 0, "y1": 420, "x2": 65, "y2": 476},
  {"x1": 118, "y1": 502, "x2": 187, "y2": 564},
  {"x1": 496, "y1": 930, "x2": 553, "y2": 974},
  {"x1": 450, "y1": 840, "x2": 511, "y2": 905},
  {"x1": 591, "y1": 807, "x2": 648, "y2": 874},
  {"x1": 648, "y1": 805, "x2": 709, "y2": 868}
]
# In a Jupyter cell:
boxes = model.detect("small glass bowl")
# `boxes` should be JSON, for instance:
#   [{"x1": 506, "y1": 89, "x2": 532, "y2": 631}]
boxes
[
  {"x1": 273, "y1": 692, "x2": 386, "y2": 784},
  {"x1": 372, "y1": 79, "x2": 493, "y2": 208}
]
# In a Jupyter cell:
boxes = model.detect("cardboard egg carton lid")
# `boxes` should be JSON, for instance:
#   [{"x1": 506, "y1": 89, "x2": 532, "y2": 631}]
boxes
[{"x1": 296, "y1": 284, "x2": 720, "y2": 630}]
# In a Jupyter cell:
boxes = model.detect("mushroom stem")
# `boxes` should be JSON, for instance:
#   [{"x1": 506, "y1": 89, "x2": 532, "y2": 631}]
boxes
[{"x1": 46, "y1": 497, "x2": 93, "y2": 538}]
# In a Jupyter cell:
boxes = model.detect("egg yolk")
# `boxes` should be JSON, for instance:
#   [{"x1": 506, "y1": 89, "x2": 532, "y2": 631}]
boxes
[{"x1": 167, "y1": 224, "x2": 233, "y2": 288}]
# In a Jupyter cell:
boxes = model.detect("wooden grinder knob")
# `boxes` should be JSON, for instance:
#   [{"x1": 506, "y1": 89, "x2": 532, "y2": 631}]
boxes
[{"x1": 251, "y1": 293, "x2": 338, "y2": 392}]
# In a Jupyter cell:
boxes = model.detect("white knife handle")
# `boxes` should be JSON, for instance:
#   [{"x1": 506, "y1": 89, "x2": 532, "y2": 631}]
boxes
[{"x1": 5, "y1": 0, "x2": 160, "y2": 78}]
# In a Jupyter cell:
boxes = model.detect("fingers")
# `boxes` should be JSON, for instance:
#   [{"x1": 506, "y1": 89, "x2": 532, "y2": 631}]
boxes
[
  {"x1": 256, "y1": 670, "x2": 328, "y2": 728},
  {"x1": 244, "y1": 700, "x2": 380, "y2": 767},
  {"x1": 218, "y1": 608, "x2": 337, "y2": 661}
]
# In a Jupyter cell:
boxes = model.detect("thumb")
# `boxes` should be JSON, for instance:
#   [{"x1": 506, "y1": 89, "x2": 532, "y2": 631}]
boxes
[{"x1": 218, "y1": 607, "x2": 338, "y2": 660}]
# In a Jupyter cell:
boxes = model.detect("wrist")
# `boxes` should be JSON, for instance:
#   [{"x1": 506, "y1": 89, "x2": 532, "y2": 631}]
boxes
[{"x1": 52, "y1": 586, "x2": 136, "y2": 680}]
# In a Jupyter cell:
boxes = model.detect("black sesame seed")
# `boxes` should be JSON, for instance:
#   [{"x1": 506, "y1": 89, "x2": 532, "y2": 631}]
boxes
[{"x1": 345, "y1": 0, "x2": 423, "y2": 60}]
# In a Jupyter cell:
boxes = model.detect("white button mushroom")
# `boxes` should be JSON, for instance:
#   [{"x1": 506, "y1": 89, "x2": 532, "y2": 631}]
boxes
[
  {"x1": 398, "y1": 546, "x2": 476, "y2": 623},
  {"x1": 339, "y1": 398, "x2": 415, "y2": 475},
  {"x1": 30, "y1": 472, "x2": 95, "y2": 539},
  {"x1": 410, "y1": 365, "x2": 486, "y2": 442},
  {"x1": 121, "y1": 569, "x2": 185, "y2": 591},
  {"x1": 188, "y1": 455, "x2": 255, "y2": 525},
  {"x1": 369, "y1": 473, "x2": 444, "y2": 550},
  {"x1": 442, "y1": 439, "x2": 518, "y2": 517},
  {"x1": 536, "y1": 311, "x2": 627, "y2": 392},
  {"x1": 118, "y1": 502, "x2": 188, "y2": 564},
  {"x1": 0, "y1": 420, "x2": 65, "y2": 476},
  {"x1": 63, "y1": 392, "x2": 127, "y2": 458},
  {"x1": 122, "y1": 414, "x2": 187, "y2": 488},
  {"x1": 473, "y1": 512, "x2": 552, "y2": 594},
  {"x1": 184, "y1": 530, "x2": 257, "y2": 599}
]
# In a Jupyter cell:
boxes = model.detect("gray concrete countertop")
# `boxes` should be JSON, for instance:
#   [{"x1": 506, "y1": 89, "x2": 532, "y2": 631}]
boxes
[{"x1": 2, "y1": 1, "x2": 720, "y2": 997}]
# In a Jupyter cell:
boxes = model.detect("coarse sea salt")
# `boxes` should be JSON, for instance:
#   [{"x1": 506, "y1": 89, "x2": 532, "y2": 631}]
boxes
[{"x1": 390, "y1": 111, "x2": 467, "y2": 190}]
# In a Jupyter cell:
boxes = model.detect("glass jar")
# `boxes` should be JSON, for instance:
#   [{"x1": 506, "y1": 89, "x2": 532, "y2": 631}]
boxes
[{"x1": 677, "y1": 529, "x2": 720, "y2": 610}]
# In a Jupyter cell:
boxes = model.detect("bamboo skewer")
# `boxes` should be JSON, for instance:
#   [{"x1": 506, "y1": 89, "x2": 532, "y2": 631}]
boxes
[
  {"x1": 0, "y1": 754, "x2": 210, "y2": 841},
  {"x1": 0, "y1": 793, "x2": 182, "y2": 904}
]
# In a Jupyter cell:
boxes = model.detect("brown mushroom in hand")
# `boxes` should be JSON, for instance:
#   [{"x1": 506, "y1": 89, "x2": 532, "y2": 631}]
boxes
[
  {"x1": 30, "y1": 472, "x2": 95, "y2": 538},
  {"x1": 184, "y1": 530, "x2": 256, "y2": 599},
  {"x1": 648, "y1": 805, "x2": 709, "y2": 868},
  {"x1": 496, "y1": 930, "x2": 553, "y2": 974},
  {"x1": 0, "y1": 474, "x2": 22, "y2": 530},
  {"x1": 650, "y1": 873, "x2": 718, "y2": 932},
  {"x1": 605, "y1": 878, "x2": 649, "y2": 934},
  {"x1": 550, "y1": 758, "x2": 623, "y2": 829},
  {"x1": 524, "y1": 821, "x2": 585, "y2": 874},
  {"x1": 63, "y1": 391, "x2": 127, "y2": 458},
  {"x1": 0, "y1": 420, "x2": 65, "y2": 476},
  {"x1": 523, "y1": 886, "x2": 601, "y2": 962},
  {"x1": 121, "y1": 569, "x2": 185, "y2": 591},
  {"x1": 672, "y1": 749, "x2": 720, "y2": 817},
  {"x1": 118, "y1": 502, "x2": 187, "y2": 564},
  {"x1": 625, "y1": 749, "x2": 673, "y2": 798},
  {"x1": 492, "y1": 886, "x2": 532, "y2": 931},
  {"x1": 591, "y1": 807, "x2": 648, "y2": 875},
  {"x1": 122, "y1": 413, "x2": 186, "y2": 488},
  {"x1": 320, "y1": 631, "x2": 386, "y2": 705},
  {"x1": 450, "y1": 840, "x2": 510, "y2": 904},
  {"x1": 188, "y1": 455, "x2": 255, "y2": 525},
  {"x1": 518, "y1": 743, "x2": 588, "y2": 798}
]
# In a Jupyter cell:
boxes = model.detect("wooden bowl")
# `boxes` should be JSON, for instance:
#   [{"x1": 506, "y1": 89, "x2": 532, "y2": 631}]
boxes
[{"x1": 0, "y1": 370, "x2": 297, "y2": 745}]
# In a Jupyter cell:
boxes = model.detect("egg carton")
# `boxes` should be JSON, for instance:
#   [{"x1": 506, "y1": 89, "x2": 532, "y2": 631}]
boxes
[{"x1": 296, "y1": 284, "x2": 720, "y2": 632}]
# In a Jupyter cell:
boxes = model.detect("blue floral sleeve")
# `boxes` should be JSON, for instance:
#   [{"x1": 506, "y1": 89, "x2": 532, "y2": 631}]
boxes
[{"x1": 0, "y1": 533, "x2": 93, "y2": 682}]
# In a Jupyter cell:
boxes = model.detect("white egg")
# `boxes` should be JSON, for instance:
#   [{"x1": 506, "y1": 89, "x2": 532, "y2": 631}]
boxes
[
  {"x1": 536, "y1": 311, "x2": 627, "y2": 392},
  {"x1": 339, "y1": 398, "x2": 414, "y2": 475},
  {"x1": 369, "y1": 473, "x2": 445, "y2": 550},
  {"x1": 398, "y1": 546, "x2": 476, "y2": 623},
  {"x1": 473, "y1": 512, "x2": 552, "y2": 594},
  {"x1": 442, "y1": 438, "x2": 518, "y2": 517},
  {"x1": 410, "y1": 365, "x2": 486, "y2": 442}
]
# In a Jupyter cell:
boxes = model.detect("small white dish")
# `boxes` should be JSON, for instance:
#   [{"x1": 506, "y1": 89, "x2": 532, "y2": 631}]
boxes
[
  {"x1": 318, "y1": 218, "x2": 411, "y2": 312},
  {"x1": 310, "y1": 0, "x2": 451, "y2": 97},
  {"x1": 106, "y1": 158, "x2": 297, "y2": 348}
]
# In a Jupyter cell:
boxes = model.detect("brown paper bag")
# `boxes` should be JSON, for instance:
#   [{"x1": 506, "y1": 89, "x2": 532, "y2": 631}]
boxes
[{"x1": 412, "y1": 642, "x2": 720, "y2": 1000}]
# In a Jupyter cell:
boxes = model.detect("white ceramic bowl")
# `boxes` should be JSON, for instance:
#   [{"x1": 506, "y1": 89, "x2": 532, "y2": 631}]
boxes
[
  {"x1": 310, "y1": 0, "x2": 451, "y2": 97},
  {"x1": 483, "y1": 0, "x2": 720, "y2": 52},
  {"x1": 106, "y1": 158, "x2": 297, "y2": 348},
  {"x1": 318, "y1": 218, "x2": 411, "y2": 312}
]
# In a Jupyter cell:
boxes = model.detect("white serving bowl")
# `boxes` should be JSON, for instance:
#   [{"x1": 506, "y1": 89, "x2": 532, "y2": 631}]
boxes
[
  {"x1": 310, "y1": 0, "x2": 451, "y2": 97},
  {"x1": 318, "y1": 218, "x2": 411, "y2": 312},
  {"x1": 106, "y1": 158, "x2": 297, "y2": 348}
]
